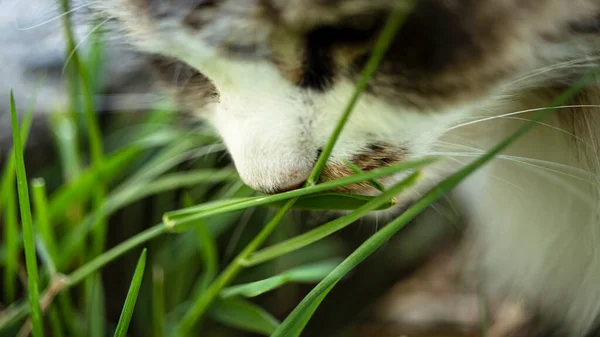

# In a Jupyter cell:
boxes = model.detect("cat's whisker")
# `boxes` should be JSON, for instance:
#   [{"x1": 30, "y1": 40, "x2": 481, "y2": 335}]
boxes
[
  {"x1": 505, "y1": 57, "x2": 600, "y2": 87},
  {"x1": 428, "y1": 150, "x2": 598, "y2": 181},
  {"x1": 442, "y1": 155, "x2": 526, "y2": 191},
  {"x1": 15, "y1": 3, "x2": 90, "y2": 31},
  {"x1": 446, "y1": 105, "x2": 600, "y2": 132},
  {"x1": 433, "y1": 141, "x2": 596, "y2": 176},
  {"x1": 61, "y1": 17, "x2": 111, "y2": 77},
  {"x1": 429, "y1": 149, "x2": 597, "y2": 206}
]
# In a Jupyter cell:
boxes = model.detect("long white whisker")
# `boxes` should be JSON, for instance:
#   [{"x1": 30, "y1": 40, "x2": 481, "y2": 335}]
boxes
[
  {"x1": 443, "y1": 156, "x2": 525, "y2": 191},
  {"x1": 447, "y1": 105, "x2": 600, "y2": 131},
  {"x1": 61, "y1": 18, "x2": 110, "y2": 76},
  {"x1": 506, "y1": 57, "x2": 600, "y2": 86},
  {"x1": 430, "y1": 151, "x2": 598, "y2": 181},
  {"x1": 15, "y1": 3, "x2": 90, "y2": 31},
  {"x1": 457, "y1": 115, "x2": 587, "y2": 143},
  {"x1": 435, "y1": 140, "x2": 598, "y2": 178}
]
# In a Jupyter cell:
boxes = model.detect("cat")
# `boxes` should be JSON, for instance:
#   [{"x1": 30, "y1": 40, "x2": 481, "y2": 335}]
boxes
[{"x1": 91, "y1": 0, "x2": 600, "y2": 335}]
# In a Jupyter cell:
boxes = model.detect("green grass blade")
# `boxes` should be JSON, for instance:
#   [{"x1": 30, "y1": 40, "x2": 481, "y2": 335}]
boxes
[
  {"x1": 3, "y1": 180, "x2": 19, "y2": 304},
  {"x1": 47, "y1": 147, "x2": 139, "y2": 223},
  {"x1": 208, "y1": 298, "x2": 280, "y2": 336},
  {"x1": 242, "y1": 172, "x2": 419, "y2": 266},
  {"x1": 10, "y1": 90, "x2": 44, "y2": 337},
  {"x1": 48, "y1": 307, "x2": 65, "y2": 337},
  {"x1": 87, "y1": 274, "x2": 106, "y2": 337},
  {"x1": 343, "y1": 160, "x2": 386, "y2": 192},
  {"x1": 32, "y1": 179, "x2": 59, "y2": 264},
  {"x1": 68, "y1": 227, "x2": 162, "y2": 287},
  {"x1": 152, "y1": 266, "x2": 166, "y2": 337},
  {"x1": 221, "y1": 258, "x2": 343, "y2": 298},
  {"x1": 195, "y1": 221, "x2": 219, "y2": 291},
  {"x1": 307, "y1": 1, "x2": 415, "y2": 184},
  {"x1": 163, "y1": 157, "x2": 436, "y2": 232},
  {"x1": 49, "y1": 113, "x2": 83, "y2": 184},
  {"x1": 172, "y1": 200, "x2": 296, "y2": 337},
  {"x1": 0, "y1": 90, "x2": 36, "y2": 213},
  {"x1": 269, "y1": 193, "x2": 394, "y2": 211},
  {"x1": 270, "y1": 67, "x2": 600, "y2": 337},
  {"x1": 113, "y1": 249, "x2": 147, "y2": 337},
  {"x1": 58, "y1": 168, "x2": 235, "y2": 267}
]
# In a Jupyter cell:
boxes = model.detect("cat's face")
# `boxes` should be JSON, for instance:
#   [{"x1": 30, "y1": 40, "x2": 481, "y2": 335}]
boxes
[{"x1": 96, "y1": 0, "x2": 600, "y2": 194}]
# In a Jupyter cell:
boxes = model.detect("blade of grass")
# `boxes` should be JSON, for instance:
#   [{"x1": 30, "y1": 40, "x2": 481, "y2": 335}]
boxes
[
  {"x1": 0, "y1": 97, "x2": 33, "y2": 211},
  {"x1": 343, "y1": 160, "x2": 386, "y2": 192},
  {"x1": 48, "y1": 307, "x2": 65, "y2": 337},
  {"x1": 269, "y1": 192, "x2": 394, "y2": 211},
  {"x1": 307, "y1": 1, "x2": 415, "y2": 184},
  {"x1": 163, "y1": 157, "x2": 436, "y2": 232},
  {"x1": 270, "y1": 66, "x2": 600, "y2": 337},
  {"x1": 195, "y1": 221, "x2": 219, "y2": 291},
  {"x1": 208, "y1": 298, "x2": 280, "y2": 336},
  {"x1": 58, "y1": 168, "x2": 236, "y2": 267},
  {"x1": 46, "y1": 147, "x2": 140, "y2": 223},
  {"x1": 152, "y1": 266, "x2": 166, "y2": 337},
  {"x1": 221, "y1": 258, "x2": 343, "y2": 298},
  {"x1": 113, "y1": 249, "x2": 147, "y2": 337},
  {"x1": 87, "y1": 275, "x2": 106, "y2": 337},
  {"x1": 58, "y1": 140, "x2": 212, "y2": 267},
  {"x1": 242, "y1": 172, "x2": 419, "y2": 266},
  {"x1": 32, "y1": 179, "x2": 59, "y2": 264},
  {"x1": 10, "y1": 90, "x2": 44, "y2": 337},
  {"x1": 3, "y1": 180, "x2": 19, "y2": 304},
  {"x1": 0, "y1": 89, "x2": 37, "y2": 213},
  {"x1": 49, "y1": 113, "x2": 83, "y2": 185},
  {"x1": 172, "y1": 199, "x2": 296, "y2": 337}
]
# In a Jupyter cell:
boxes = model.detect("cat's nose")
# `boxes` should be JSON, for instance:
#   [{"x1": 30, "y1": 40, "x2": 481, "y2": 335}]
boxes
[
  {"x1": 270, "y1": 180, "x2": 306, "y2": 194},
  {"x1": 247, "y1": 173, "x2": 309, "y2": 195}
]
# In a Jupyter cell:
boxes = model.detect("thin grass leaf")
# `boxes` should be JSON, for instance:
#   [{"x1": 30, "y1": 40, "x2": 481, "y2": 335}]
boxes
[
  {"x1": 32, "y1": 179, "x2": 59, "y2": 264},
  {"x1": 68, "y1": 227, "x2": 162, "y2": 287},
  {"x1": 242, "y1": 172, "x2": 419, "y2": 266},
  {"x1": 343, "y1": 160, "x2": 386, "y2": 192},
  {"x1": 0, "y1": 89, "x2": 37, "y2": 213},
  {"x1": 307, "y1": 0, "x2": 415, "y2": 184},
  {"x1": 88, "y1": 274, "x2": 106, "y2": 337},
  {"x1": 3, "y1": 180, "x2": 19, "y2": 304},
  {"x1": 270, "y1": 66, "x2": 600, "y2": 337},
  {"x1": 172, "y1": 200, "x2": 296, "y2": 337},
  {"x1": 195, "y1": 221, "x2": 219, "y2": 291},
  {"x1": 163, "y1": 157, "x2": 436, "y2": 232},
  {"x1": 113, "y1": 249, "x2": 147, "y2": 337},
  {"x1": 152, "y1": 266, "x2": 165, "y2": 337},
  {"x1": 221, "y1": 258, "x2": 343, "y2": 298},
  {"x1": 208, "y1": 298, "x2": 280, "y2": 336},
  {"x1": 58, "y1": 139, "x2": 210, "y2": 266},
  {"x1": 35, "y1": 237, "x2": 57, "y2": 277},
  {"x1": 48, "y1": 307, "x2": 65, "y2": 337},
  {"x1": 58, "y1": 168, "x2": 235, "y2": 267},
  {"x1": 10, "y1": 90, "x2": 44, "y2": 337},
  {"x1": 49, "y1": 113, "x2": 83, "y2": 184},
  {"x1": 47, "y1": 147, "x2": 139, "y2": 222},
  {"x1": 269, "y1": 192, "x2": 394, "y2": 211}
]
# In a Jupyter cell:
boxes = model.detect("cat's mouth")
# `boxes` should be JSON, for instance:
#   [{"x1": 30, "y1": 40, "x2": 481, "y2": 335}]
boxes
[{"x1": 319, "y1": 143, "x2": 408, "y2": 195}]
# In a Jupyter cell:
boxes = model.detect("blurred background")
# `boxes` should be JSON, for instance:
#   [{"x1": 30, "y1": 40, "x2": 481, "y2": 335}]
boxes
[{"x1": 0, "y1": 1, "x2": 479, "y2": 336}]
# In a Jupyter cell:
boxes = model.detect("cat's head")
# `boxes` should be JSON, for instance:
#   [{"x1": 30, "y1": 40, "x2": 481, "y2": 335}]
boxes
[{"x1": 95, "y1": 0, "x2": 600, "y2": 194}]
